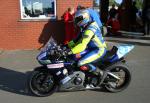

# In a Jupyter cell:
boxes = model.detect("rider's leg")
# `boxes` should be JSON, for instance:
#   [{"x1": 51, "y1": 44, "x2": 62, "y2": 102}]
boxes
[{"x1": 78, "y1": 48, "x2": 106, "y2": 72}]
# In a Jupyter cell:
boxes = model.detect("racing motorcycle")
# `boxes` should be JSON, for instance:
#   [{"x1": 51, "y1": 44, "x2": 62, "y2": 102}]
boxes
[{"x1": 28, "y1": 37, "x2": 134, "y2": 97}]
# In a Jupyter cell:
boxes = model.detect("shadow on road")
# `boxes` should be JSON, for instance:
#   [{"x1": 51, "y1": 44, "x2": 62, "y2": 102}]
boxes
[
  {"x1": 0, "y1": 67, "x2": 111, "y2": 97},
  {"x1": 0, "y1": 67, "x2": 32, "y2": 96},
  {"x1": 57, "y1": 87, "x2": 109, "y2": 94}
]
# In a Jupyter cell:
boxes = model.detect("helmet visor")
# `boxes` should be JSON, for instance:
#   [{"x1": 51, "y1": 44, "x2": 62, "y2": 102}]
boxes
[{"x1": 74, "y1": 16, "x2": 83, "y2": 25}]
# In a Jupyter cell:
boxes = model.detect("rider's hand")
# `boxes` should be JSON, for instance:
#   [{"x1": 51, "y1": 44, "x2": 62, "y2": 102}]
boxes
[
  {"x1": 62, "y1": 44, "x2": 69, "y2": 51},
  {"x1": 63, "y1": 48, "x2": 72, "y2": 56}
]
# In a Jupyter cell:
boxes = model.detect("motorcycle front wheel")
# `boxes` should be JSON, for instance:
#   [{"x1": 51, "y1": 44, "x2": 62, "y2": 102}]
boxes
[
  {"x1": 104, "y1": 62, "x2": 131, "y2": 93},
  {"x1": 28, "y1": 70, "x2": 58, "y2": 97}
]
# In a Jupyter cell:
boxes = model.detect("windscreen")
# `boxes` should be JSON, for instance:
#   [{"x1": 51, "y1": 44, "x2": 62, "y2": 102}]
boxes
[{"x1": 40, "y1": 37, "x2": 58, "y2": 53}]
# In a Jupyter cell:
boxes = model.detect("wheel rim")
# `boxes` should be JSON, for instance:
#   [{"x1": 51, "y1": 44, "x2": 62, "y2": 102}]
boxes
[
  {"x1": 106, "y1": 66, "x2": 130, "y2": 90},
  {"x1": 31, "y1": 72, "x2": 55, "y2": 94}
]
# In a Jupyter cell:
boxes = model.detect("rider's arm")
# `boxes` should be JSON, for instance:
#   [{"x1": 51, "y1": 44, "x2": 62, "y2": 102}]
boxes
[
  {"x1": 70, "y1": 30, "x2": 94, "y2": 54},
  {"x1": 68, "y1": 32, "x2": 82, "y2": 48}
]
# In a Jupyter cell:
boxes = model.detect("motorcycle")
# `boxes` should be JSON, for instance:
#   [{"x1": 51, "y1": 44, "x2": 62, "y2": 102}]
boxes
[{"x1": 28, "y1": 37, "x2": 134, "y2": 97}]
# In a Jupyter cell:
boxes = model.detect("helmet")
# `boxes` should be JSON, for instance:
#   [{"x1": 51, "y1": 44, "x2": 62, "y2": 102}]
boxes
[{"x1": 74, "y1": 10, "x2": 90, "y2": 27}]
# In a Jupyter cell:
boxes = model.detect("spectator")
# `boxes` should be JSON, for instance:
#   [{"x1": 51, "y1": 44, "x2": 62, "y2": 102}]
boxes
[
  {"x1": 142, "y1": 7, "x2": 150, "y2": 35},
  {"x1": 118, "y1": 3, "x2": 125, "y2": 20},
  {"x1": 117, "y1": 3, "x2": 126, "y2": 30},
  {"x1": 136, "y1": 9, "x2": 143, "y2": 27},
  {"x1": 63, "y1": 7, "x2": 77, "y2": 44},
  {"x1": 130, "y1": 1, "x2": 138, "y2": 30},
  {"x1": 106, "y1": 14, "x2": 120, "y2": 35},
  {"x1": 109, "y1": 4, "x2": 118, "y2": 19},
  {"x1": 106, "y1": 4, "x2": 120, "y2": 35}
]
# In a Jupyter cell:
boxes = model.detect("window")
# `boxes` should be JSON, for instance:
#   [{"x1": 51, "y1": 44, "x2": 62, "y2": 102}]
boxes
[{"x1": 20, "y1": 0, "x2": 56, "y2": 20}]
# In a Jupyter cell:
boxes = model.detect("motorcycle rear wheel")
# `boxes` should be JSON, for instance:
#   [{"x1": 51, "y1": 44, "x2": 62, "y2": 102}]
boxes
[
  {"x1": 104, "y1": 62, "x2": 131, "y2": 92},
  {"x1": 28, "y1": 70, "x2": 58, "y2": 97}
]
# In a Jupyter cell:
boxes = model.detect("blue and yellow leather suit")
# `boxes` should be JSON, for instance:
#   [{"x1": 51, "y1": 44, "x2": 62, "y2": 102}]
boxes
[
  {"x1": 87, "y1": 8, "x2": 102, "y2": 28},
  {"x1": 68, "y1": 21, "x2": 107, "y2": 71}
]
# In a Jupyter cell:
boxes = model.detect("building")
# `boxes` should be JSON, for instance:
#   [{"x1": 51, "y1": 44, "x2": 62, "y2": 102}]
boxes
[
  {"x1": 0, "y1": 0, "x2": 93, "y2": 50},
  {"x1": 1, "y1": 0, "x2": 145, "y2": 50}
]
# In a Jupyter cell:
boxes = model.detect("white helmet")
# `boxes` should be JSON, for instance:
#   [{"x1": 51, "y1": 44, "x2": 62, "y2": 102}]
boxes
[{"x1": 74, "y1": 10, "x2": 90, "y2": 27}]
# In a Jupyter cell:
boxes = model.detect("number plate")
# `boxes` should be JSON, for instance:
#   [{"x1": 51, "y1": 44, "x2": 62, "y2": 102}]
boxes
[{"x1": 47, "y1": 63, "x2": 64, "y2": 69}]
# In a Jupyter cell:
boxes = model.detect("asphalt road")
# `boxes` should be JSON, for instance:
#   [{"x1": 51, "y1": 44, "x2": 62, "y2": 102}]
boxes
[{"x1": 0, "y1": 41, "x2": 150, "y2": 103}]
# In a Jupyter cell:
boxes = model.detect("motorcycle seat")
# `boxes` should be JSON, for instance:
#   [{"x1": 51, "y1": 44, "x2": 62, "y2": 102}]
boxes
[
  {"x1": 93, "y1": 46, "x2": 118, "y2": 66},
  {"x1": 102, "y1": 46, "x2": 118, "y2": 61},
  {"x1": 105, "y1": 46, "x2": 118, "y2": 58}
]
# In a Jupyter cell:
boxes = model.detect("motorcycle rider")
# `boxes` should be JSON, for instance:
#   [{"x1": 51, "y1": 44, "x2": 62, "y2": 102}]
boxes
[{"x1": 65, "y1": 10, "x2": 107, "y2": 77}]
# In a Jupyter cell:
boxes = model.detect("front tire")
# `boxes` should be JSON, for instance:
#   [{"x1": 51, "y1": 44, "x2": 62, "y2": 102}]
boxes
[
  {"x1": 28, "y1": 70, "x2": 58, "y2": 97},
  {"x1": 104, "y1": 62, "x2": 131, "y2": 92}
]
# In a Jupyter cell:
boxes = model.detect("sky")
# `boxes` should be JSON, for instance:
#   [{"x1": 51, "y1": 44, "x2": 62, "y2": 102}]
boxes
[
  {"x1": 95, "y1": 0, "x2": 100, "y2": 5},
  {"x1": 95, "y1": 0, "x2": 123, "y2": 5},
  {"x1": 114, "y1": 0, "x2": 123, "y2": 4}
]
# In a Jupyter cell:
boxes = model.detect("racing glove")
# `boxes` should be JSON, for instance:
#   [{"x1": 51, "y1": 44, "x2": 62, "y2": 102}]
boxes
[{"x1": 62, "y1": 46, "x2": 72, "y2": 56}]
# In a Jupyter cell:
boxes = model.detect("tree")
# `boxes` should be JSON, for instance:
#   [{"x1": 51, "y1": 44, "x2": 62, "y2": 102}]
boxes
[{"x1": 135, "y1": 0, "x2": 143, "y2": 9}]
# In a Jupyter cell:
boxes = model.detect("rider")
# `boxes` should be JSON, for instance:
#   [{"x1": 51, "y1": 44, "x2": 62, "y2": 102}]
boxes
[{"x1": 66, "y1": 10, "x2": 107, "y2": 75}]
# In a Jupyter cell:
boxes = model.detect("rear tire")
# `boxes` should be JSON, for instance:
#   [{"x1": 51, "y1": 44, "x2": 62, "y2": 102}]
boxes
[
  {"x1": 28, "y1": 70, "x2": 58, "y2": 97},
  {"x1": 104, "y1": 62, "x2": 131, "y2": 92}
]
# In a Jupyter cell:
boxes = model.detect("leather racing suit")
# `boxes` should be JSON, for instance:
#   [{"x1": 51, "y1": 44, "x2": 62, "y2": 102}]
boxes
[{"x1": 68, "y1": 21, "x2": 107, "y2": 71}]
